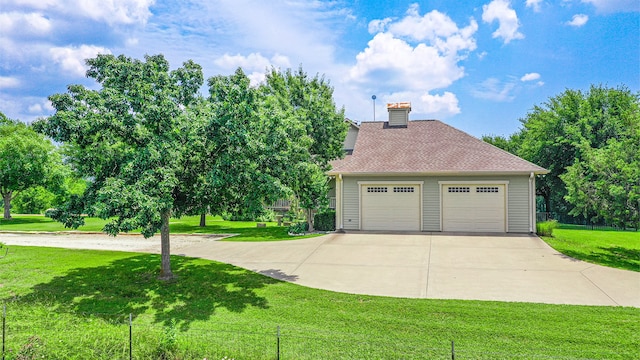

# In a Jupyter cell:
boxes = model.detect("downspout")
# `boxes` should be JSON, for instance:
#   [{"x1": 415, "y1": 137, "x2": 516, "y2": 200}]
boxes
[
  {"x1": 529, "y1": 172, "x2": 534, "y2": 233},
  {"x1": 337, "y1": 174, "x2": 344, "y2": 232}
]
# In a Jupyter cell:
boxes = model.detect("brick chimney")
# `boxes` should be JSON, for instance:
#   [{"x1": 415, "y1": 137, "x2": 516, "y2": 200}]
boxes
[{"x1": 387, "y1": 102, "x2": 411, "y2": 127}]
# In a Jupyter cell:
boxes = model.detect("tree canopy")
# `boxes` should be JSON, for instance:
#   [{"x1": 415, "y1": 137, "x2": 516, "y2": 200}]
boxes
[
  {"x1": 0, "y1": 114, "x2": 62, "y2": 219},
  {"x1": 259, "y1": 67, "x2": 348, "y2": 229},
  {"x1": 35, "y1": 54, "x2": 204, "y2": 279},
  {"x1": 483, "y1": 85, "x2": 640, "y2": 228}
]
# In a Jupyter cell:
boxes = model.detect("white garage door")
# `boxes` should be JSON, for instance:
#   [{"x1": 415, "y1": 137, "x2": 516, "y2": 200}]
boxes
[
  {"x1": 361, "y1": 185, "x2": 421, "y2": 231},
  {"x1": 442, "y1": 184, "x2": 506, "y2": 232}
]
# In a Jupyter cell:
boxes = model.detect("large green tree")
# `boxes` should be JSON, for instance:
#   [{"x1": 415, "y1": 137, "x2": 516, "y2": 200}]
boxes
[
  {"x1": 485, "y1": 85, "x2": 638, "y2": 222},
  {"x1": 0, "y1": 115, "x2": 62, "y2": 219},
  {"x1": 35, "y1": 54, "x2": 204, "y2": 279},
  {"x1": 259, "y1": 67, "x2": 348, "y2": 230},
  {"x1": 561, "y1": 92, "x2": 640, "y2": 228},
  {"x1": 178, "y1": 68, "x2": 294, "y2": 226}
]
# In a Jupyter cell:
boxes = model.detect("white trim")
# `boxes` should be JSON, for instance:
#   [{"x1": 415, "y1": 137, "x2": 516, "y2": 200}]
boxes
[
  {"x1": 358, "y1": 180, "x2": 424, "y2": 185},
  {"x1": 337, "y1": 174, "x2": 343, "y2": 230},
  {"x1": 529, "y1": 172, "x2": 535, "y2": 233},
  {"x1": 438, "y1": 180, "x2": 509, "y2": 185}
]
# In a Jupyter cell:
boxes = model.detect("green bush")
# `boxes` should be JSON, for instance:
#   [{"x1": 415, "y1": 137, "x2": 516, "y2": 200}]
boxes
[
  {"x1": 13, "y1": 186, "x2": 56, "y2": 214},
  {"x1": 314, "y1": 210, "x2": 336, "y2": 231},
  {"x1": 256, "y1": 209, "x2": 276, "y2": 222},
  {"x1": 536, "y1": 220, "x2": 558, "y2": 237},
  {"x1": 288, "y1": 222, "x2": 309, "y2": 234}
]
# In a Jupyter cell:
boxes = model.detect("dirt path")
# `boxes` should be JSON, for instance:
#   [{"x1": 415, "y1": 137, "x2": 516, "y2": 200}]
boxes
[{"x1": 0, "y1": 232, "x2": 225, "y2": 254}]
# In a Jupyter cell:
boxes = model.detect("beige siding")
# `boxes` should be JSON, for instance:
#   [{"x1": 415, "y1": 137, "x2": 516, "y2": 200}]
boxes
[
  {"x1": 388, "y1": 110, "x2": 408, "y2": 126},
  {"x1": 340, "y1": 174, "x2": 532, "y2": 233},
  {"x1": 423, "y1": 179, "x2": 441, "y2": 231},
  {"x1": 342, "y1": 177, "x2": 361, "y2": 229},
  {"x1": 344, "y1": 126, "x2": 359, "y2": 150},
  {"x1": 506, "y1": 176, "x2": 530, "y2": 232}
]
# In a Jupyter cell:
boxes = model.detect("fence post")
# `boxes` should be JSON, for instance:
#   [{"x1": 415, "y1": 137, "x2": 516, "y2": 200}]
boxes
[
  {"x1": 2, "y1": 304, "x2": 5, "y2": 360},
  {"x1": 276, "y1": 326, "x2": 280, "y2": 360},
  {"x1": 129, "y1": 313, "x2": 132, "y2": 360},
  {"x1": 451, "y1": 340, "x2": 454, "y2": 360}
]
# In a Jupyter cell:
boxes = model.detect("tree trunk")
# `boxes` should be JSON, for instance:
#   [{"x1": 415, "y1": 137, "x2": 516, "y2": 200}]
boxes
[
  {"x1": 199, "y1": 213, "x2": 206, "y2": 227},
  {"x1": 306, "y1": 208, "x2": 314, "y2": 232},
  {"x1": 2, "y1": 191, "x2": 12, "y2": 220},
  {"x1": 159, "y1": 209, "x2": 174, "y2": 280},
  {"x1": 544, "y1": 194, "x2": 551, "y2": 215}
]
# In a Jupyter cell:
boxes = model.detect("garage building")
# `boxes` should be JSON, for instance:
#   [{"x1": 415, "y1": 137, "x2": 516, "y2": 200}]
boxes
[{"x1": 328, "y1": 103, "x2": 548, "y2": 233}]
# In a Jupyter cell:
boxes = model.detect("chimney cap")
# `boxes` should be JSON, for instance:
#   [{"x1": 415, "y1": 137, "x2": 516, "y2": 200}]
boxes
[{"x1": 387, "y1": 102, "x2": 411, "y2": 110}]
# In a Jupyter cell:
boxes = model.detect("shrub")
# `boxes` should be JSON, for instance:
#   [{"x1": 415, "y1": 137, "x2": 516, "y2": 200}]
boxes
[
  {"x1": 314, "y1": 210, "x2": 336, "y2": 231},
  {"x1": 288, "y1": 222, "x2": 309, "y2": 234},
  {"x1": 13, "y1": 186, "x2": 56, "y2": 214},
  {"x1": 256, "y1": 209, "x2": 276, "y2": 222},
  {"x1": 536, "y1": 220, "x2": 558, "y2": 237}
]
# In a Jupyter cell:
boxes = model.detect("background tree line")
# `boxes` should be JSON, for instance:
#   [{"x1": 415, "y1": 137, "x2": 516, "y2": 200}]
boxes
[{"x1": 483, "y1": 85, "x2": 639, "y2": 230}]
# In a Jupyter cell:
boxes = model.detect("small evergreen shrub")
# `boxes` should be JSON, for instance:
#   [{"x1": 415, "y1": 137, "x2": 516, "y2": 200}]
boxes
[
  {"x1": 288, "y1": 222, "x2": 309, "y2": 234},
  {"x1": 314, "y1": 210, "x2": 336, "y2": 231},
  {"x1": 536, "y1": 220, "x2": 558, "y2": 237}
]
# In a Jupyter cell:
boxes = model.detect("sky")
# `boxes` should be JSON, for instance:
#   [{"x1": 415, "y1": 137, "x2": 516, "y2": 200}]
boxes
[{"x1": 0, "y1": 0, "x2": 638, "y2": 137}]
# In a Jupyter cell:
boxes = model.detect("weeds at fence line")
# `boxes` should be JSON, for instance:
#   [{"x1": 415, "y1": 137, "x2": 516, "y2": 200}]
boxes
[{"x1": 0, "y1": 303, "x2": 633, "y2": 359}]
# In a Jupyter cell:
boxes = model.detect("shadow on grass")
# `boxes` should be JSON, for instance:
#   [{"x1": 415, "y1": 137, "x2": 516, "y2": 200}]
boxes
[
  {"x1": 14, "y1": 254, "x2": 280, "y2": 329},
  {"x1": 0, "y1": 216, "x2": 53, "y2": 225},
  {"x1": 555, "y1": 247, "x2": 640, "y2": 272}
]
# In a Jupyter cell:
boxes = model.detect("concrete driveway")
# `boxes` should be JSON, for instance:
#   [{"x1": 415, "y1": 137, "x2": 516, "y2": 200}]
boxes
[
  {"x1": 2, "y1": 232, "x2": 638, "y2": 307},
  {"x1": 176, "y1": 232, "x2": 639, "y2": 307}
]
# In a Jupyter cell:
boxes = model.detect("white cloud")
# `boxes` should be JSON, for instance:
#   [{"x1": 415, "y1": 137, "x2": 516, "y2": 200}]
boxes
[
  {"x1": 526, "y1": 0, "x2": 543, "y2": 12},
  {"x1": 566, "y1": 14, "x2": 589, "y2": 27},
  {"x1": 349, "y1": 4, "x2": 477, "y2": 119},
  {"x1": 7, "y1": 0, "x2": 155, "y2": 25},
  {"x1": 368, "y1": 17, "x2": 392, "y2": 34},
  {"x1": 520, "y1": 72, "x2": 541, "y2": 81},
  {"x1": 28, "y1": 101, "x2": 53, "y2": 114},
  {"x1": 472, "y1": 78, "x2": 517, "y2": 102},
  {"x1": 0, "y1": 11, "x2": 52, "y2": 35},
  {"x1": 482, "y1": 0, "x2": 524, "y2": 44},
  {"x1": 376, "y1": 90, "x2": 461, "y2": 119},
  {"x1": 0, "y1": 76, "x2": 20, "y2": 88},
  {"x1": 349, "y1": 33, "x2": 466, "y2": 91},
  {"x1": 419, "y1": 91, "x2": 461, "y2": 116},
  {"x1": 214, "y1": 52, "x2": 292, "y2": 86},
  {"x1": 581, "y1": 0, "x2": 640, "y2": 13},
  {"x1": 350, "y1": 7, "x2": 477, "y2": 90},
  {"x1": 50, "y1": 45, "x2": 112, "y2": 77},
  {"x1": 76, "y1": 0, "x2": 155, "y2": 24}
]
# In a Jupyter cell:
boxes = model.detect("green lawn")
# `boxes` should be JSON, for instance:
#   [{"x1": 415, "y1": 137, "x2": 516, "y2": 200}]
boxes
[
  {"x1": 542, "y1": 227, "x2": 640, "y2": 272},
  {"x1": 0, "y1": 246, "x2": 638, "y2": 359},
  {"x1": 0, "y1": 214, "x2": 321, "y2": 242}
]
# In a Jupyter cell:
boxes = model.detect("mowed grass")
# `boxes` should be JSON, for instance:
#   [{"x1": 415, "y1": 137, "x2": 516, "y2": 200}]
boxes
[
  {"x1": 542, "y1": 227, "x2": 640, "y2": 272},
  {"x1": 0, "y1": 246, "x2": 638, "y2": 359},
  {"x1": 0, "y1": 214, "x2": 321, "y2": 242}
]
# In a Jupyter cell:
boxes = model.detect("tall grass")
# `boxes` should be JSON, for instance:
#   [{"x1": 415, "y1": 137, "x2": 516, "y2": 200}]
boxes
[{"x1": 536, "y1": 220, "x2": 558, "y2": 237}]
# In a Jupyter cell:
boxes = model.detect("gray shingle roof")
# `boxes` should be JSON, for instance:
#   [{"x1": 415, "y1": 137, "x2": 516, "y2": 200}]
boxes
[{"x1": 328, "y1": 120, "x2": 548, "y2": 175}]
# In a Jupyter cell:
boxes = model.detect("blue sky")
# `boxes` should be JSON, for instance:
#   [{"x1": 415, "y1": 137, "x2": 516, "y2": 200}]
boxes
[{"x1": 1, "y1": 0, "x2": 638, "y2": 137}]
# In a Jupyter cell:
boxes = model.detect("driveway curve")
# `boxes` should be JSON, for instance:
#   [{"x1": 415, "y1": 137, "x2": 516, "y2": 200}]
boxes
[{"x1": 2, "y1": 232, "x2": 638, "y2": 307}]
